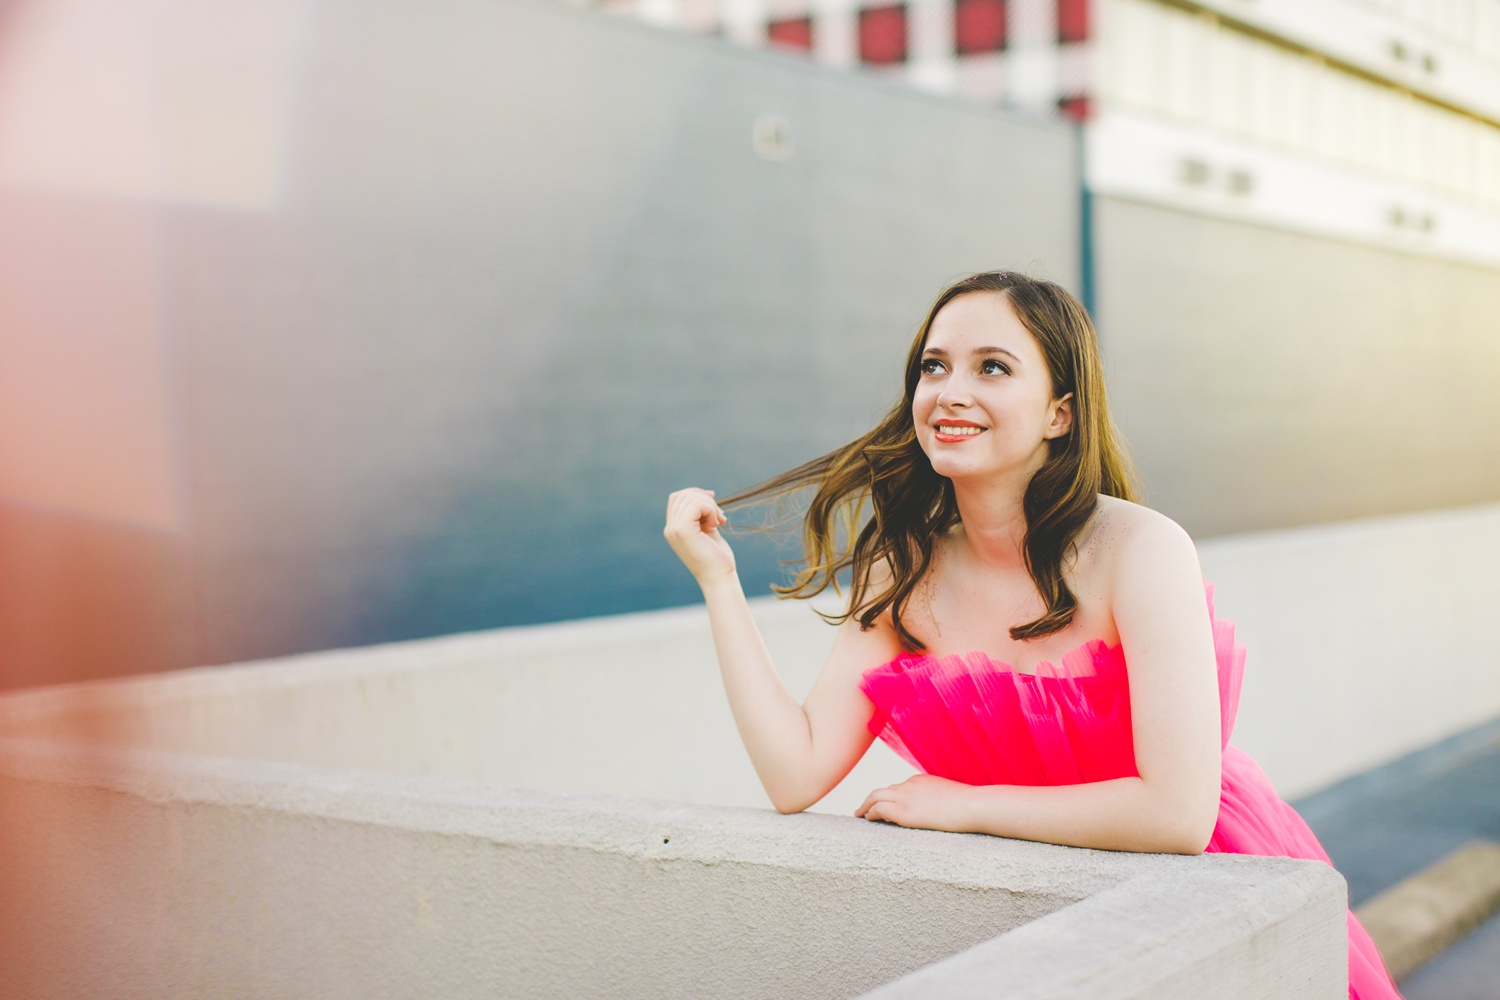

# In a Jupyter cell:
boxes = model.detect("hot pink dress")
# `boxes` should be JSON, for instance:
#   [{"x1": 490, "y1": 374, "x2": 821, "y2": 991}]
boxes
[{"x1": 857, "y1": 585, "x2": 1402, "y2": 1000}]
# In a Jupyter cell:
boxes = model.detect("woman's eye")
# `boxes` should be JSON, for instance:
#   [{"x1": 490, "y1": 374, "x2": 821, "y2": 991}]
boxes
[
  {"x1": 981, "y1": 359, "x2": 1011, "y2": 376},
  {"x1": 919, "y1": 358, "x2": 945, "y2": 375}
]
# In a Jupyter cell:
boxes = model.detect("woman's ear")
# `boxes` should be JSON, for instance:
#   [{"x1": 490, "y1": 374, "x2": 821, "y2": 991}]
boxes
[{"x1": 1045, "y1": 392, "x2": 1074, "y2": 440}]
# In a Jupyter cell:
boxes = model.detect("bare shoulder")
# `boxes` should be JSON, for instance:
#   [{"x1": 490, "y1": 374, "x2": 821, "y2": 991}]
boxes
[
  {"x1": 1084, "y1": 495, "x2": 1194, "y2": 551},
  {"x1": 1078, "y1": 495, "x2": 1199, "y2": 586}
]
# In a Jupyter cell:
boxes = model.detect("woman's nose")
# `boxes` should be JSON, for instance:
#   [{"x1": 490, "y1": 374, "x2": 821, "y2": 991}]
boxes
[{"x1": 937, "y1": 378, "x2": 973, "y2": 407}]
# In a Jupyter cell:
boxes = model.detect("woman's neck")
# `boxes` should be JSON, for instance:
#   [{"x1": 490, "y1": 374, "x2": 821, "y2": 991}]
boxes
[{"x1": 949, "y1": 474, "x2": 1032, "y2": 572}]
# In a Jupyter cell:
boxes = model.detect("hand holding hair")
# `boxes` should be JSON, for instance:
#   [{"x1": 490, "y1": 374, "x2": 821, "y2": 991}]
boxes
[{"x1": 663, "y1": 488, "x2": 737, "y2": 587}]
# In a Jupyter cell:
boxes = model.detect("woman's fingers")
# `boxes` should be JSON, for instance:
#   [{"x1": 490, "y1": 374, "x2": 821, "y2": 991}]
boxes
[
  {"x1": 670, "y1": 488, "x2": 721, "y2": 520},
  {"x1": 697, "y1": 502, "x2": 726, "y2": 532},
  {"x1": 664, "y1": 488, "x2": 737, "y2": 584},
  {"x1": 856, "y1": 786, "x2": 897, "y2": 819},
  {"x1": 665, "y1": 488, "x2": 723, "y2": 537}
]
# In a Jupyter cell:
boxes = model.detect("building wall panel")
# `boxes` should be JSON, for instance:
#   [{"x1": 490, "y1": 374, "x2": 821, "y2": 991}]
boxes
[{"x1": 1095, "y1": 194, "x2": 1500, "y2": 536}]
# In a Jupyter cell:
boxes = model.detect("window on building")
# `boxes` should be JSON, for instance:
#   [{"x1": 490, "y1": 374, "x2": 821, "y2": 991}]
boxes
[
  {"x1": 955, "y1": 0, "x2": 1006, "y2": 55},
  {"x1": 767, "y1": 16, "x2": 814, "y2": 50},
  {"x1": 859, "y1": 5, "x2": 908, "y2": 64},
  {"x1": 1058, "y1": 0, "x2": 1088, "y2": 43},
  {"x1": 1058, "y1": 95, "x2": 1090, "y2": 121}
]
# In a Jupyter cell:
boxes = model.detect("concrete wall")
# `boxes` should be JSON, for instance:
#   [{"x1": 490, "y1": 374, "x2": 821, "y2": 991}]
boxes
[
  {"x1": 5, "y1": 502, "x2": 1496, "y2": 807},
  {"x1": 0, "y1": 739, "x2": 1347, "y2": 999},
  {"x1": 1199, "y1": 502, "x2": 1500, "y2": 799},
  {"x1": 0, "y1": 591, "x2": 907, "y2": 814},
  {"x1": 0, "y1": 0, "x2": 1080, "y2": 688}
]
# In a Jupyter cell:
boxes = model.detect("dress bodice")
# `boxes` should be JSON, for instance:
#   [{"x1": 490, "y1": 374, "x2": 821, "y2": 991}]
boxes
[
  {"x1": 857, "y1": 584, "x2": 1246, "y2": 787},
  {"x1": 855, "y1": 585, "x2": 1404, "y2": 998}
]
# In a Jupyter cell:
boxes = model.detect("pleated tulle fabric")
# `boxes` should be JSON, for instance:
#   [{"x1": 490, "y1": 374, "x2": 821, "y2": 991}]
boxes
[{"x1": 857, "y1": 584, "x2": 1402, "y2": 1000}]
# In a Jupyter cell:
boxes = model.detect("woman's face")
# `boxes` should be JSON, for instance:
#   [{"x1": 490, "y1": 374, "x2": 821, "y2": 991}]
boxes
[{"x1": 911, "y1": 291, "x2": 1073, "y2": 484}]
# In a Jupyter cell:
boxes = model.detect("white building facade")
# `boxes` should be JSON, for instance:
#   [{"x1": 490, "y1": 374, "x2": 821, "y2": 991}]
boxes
[{"x1": 590, "y1": 0, "x2": 1500, "y2": 268}]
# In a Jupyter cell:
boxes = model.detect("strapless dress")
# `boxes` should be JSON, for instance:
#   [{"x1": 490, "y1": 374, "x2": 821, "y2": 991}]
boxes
[{"x1": 857, "y1": 585, "x2": 1402, "y2": 1000}]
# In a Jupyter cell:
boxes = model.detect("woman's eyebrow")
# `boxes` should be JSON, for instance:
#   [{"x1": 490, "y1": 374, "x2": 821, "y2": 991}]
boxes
[
  {"x1": 978, "y1": 347, "x2": 1021, "y2": 363},
  {"x1": 924, "y1": 346, "x2": 1021, "y2": 362}
]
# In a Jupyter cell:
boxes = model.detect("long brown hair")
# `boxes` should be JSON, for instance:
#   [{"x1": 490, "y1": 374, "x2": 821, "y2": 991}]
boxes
[{"x1": 724, "y1": 271, "x2": 1137, "y2": 649}]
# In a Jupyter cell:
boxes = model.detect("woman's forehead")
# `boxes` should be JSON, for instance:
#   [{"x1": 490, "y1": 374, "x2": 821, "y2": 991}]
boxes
[{"x1": 926, "y1": 292, "x2": 1041, "y2": 360}]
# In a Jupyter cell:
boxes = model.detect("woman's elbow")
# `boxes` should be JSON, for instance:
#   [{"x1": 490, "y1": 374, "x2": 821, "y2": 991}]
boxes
[
  {"x1": 764, "y1": 763, "x2": 840, "y2": 814},
  {"x1": 1138, "y1": 786, "x2": 1218, "y2": 854},
  {"x1": 1160, "y1": 802, "x2": 1218, "y2": 855},
  {"x1": 765, "y1": 781, "x2": 819, "y2": 815},
  {"x1": 1138, "y1": 823, "x2": 1210, "y2": 855},
  {"x1": 770, "y1": 791, "x2": 817, "y2": 814},
  {"x1": 1160, "y1": 829, "x2": 1211, "y2": 856}
]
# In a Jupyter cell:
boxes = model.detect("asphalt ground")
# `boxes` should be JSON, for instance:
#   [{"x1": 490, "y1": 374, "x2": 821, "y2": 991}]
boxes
[
  {"x1": 1293, "y1": 719, "x2": 1500, "y2": 998},
  {"x1": 1401, "y1": 913, "x2": 1500, "y2": 1000}
]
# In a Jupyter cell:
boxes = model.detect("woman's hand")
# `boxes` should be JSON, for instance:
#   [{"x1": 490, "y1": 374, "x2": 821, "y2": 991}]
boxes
[
  {"x1": 856, "y1": 774, "x2": 973, "y2": 833},
  {"x1": 664, "y1": 488, "x2": 737, "y2": 587}
]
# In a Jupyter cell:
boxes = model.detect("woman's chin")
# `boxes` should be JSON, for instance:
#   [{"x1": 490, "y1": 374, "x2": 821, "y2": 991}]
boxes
[
  {"x1": 928, "y1": 458, "x2": 988, "y2": 480},
  {"x1": 929, "y1": 454, "x2": 1038, "y2": 485}
]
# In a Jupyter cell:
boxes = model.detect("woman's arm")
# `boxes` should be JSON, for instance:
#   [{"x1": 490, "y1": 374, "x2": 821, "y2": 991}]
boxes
[
  {"x1": 856, "y1": 772, "x2": 1211, "y2": 854},
  {"x1": 857, "y1": 508, "x2": 1224, "y2": 854},
  {"x1": 665, "y1": 488, "x2": 900, "y2": 813}
]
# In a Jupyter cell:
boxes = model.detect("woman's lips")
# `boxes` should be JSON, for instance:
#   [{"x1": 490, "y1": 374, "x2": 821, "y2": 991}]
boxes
[{"x1": 933, "y1": 424, "x2": 987, "y2": 443}]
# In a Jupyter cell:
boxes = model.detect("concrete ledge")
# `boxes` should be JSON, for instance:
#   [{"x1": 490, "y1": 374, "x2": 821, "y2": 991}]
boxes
[
  {"x1": 866, "y1": 863, "x2": 1346, "y2": 1000},
  {"x1": 0, "y1": 738, "x2": 1348, "y2": 999},
  {"x1": 1355, "y1": 840, "x2": 1500, "y2": 981}
]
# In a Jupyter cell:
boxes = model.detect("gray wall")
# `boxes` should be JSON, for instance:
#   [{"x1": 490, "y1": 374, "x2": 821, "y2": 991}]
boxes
[
  {"x1": 0, "y1": 0, "x2": 1080, "y2": 685},
  {"x1": 1094, "y1": 196, "x2": 1500, "y2": 537}
]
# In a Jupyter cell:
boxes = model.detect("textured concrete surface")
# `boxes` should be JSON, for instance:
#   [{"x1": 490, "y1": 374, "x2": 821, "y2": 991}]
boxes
[
  {"x1": 863, "y1": 858, "x2": 1346, "y2": 999},
  {"x1": 0, "y1": 738, "x2": 1345, "y2": 1000}
]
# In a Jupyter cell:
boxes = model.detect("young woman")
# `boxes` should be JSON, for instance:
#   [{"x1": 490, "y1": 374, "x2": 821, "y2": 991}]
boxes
[{"x1": 663, "y1": 271, "x2": 1400, "y2": 999}]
